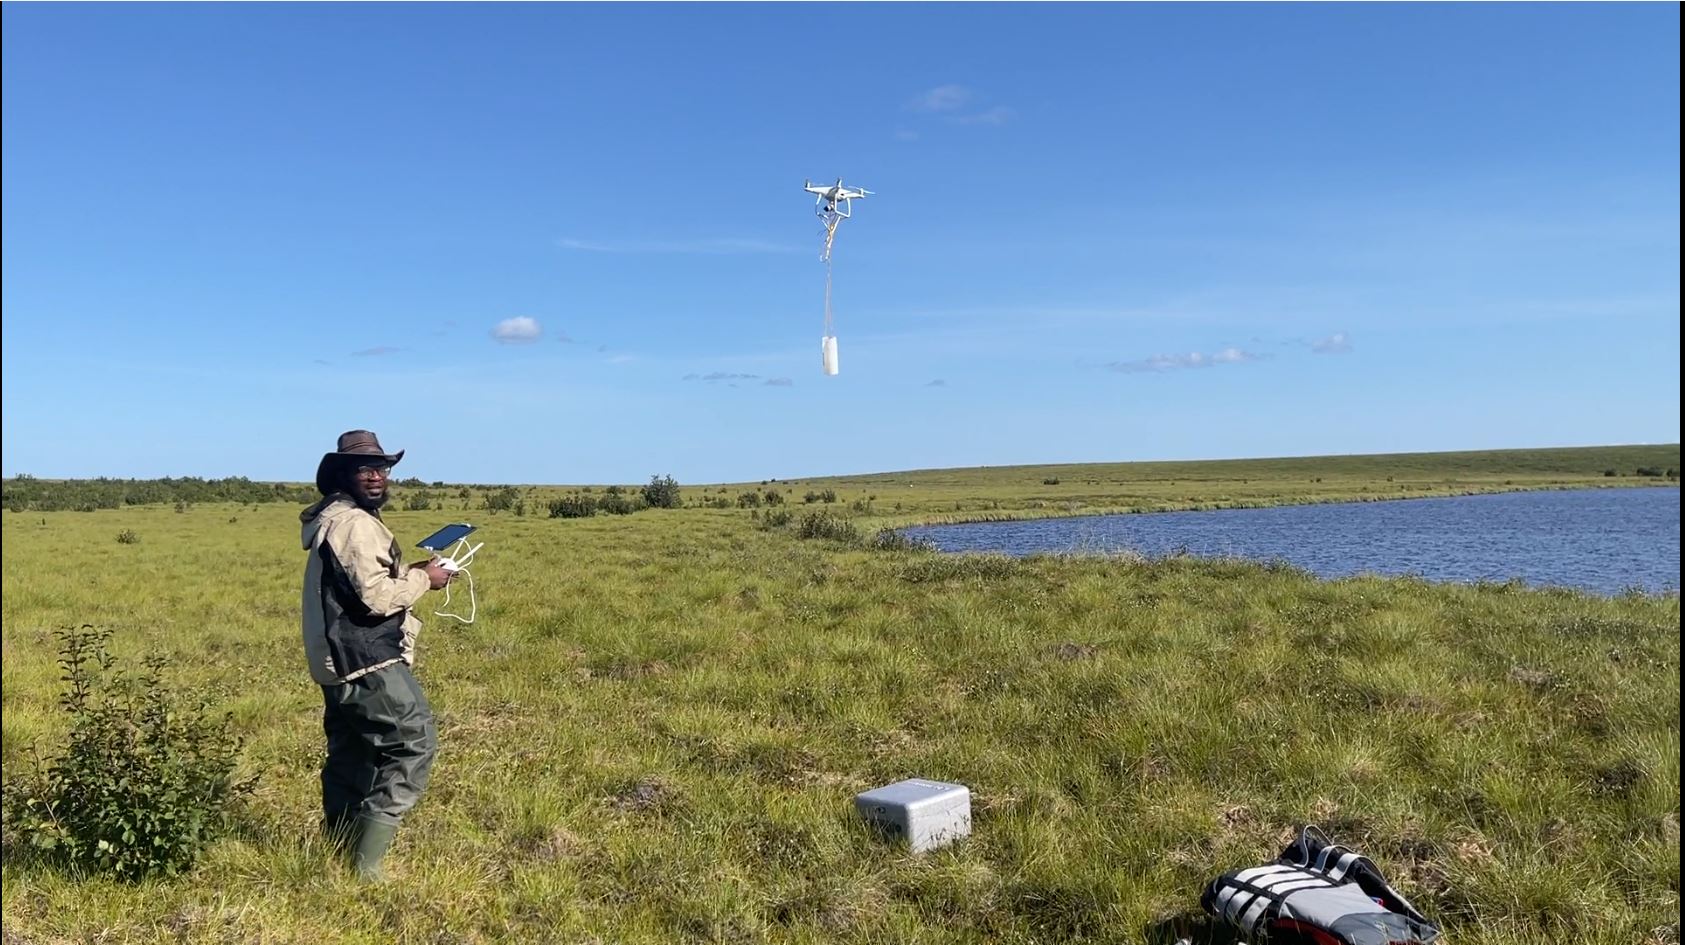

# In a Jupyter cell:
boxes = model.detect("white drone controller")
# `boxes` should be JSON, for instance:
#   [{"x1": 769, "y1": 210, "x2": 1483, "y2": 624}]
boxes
[
  {"x1": 416, "y1": 524, "x2": 483, "y2": 624},
  {"x1": 434, "y1": 541, "x2": 482, "y2": 573}
]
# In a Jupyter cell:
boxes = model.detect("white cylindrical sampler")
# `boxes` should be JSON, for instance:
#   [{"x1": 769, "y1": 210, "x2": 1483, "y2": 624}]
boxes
[{"x1": 822, "y1": 335, "x2": 839, "y2": 376}]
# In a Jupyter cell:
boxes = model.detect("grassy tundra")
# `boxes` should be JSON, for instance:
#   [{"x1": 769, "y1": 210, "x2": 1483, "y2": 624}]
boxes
[{"x1": 1, "y1": 446, "x2": 1679, "y2": 944}]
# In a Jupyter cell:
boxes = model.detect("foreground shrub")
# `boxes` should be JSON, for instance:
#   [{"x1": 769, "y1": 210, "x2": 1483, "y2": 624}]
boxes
[
  {"x1": 795, "y1": 511, "x2": 860, "y2": 544},
  {"x1": 642, "y1": 474, "x2": 682, "y2": 509},
  {"x1": 757, "y1": 508, "x2": 793, "y2": 529},
  {"x1": 598, "y1": 493, "x2": 642, "y2": 515},
  {"x1": 115, "y1": 529, "x2": 139, "y2": 545},
  {"x1": 2, "y1": 626, "x2": 253, "y2": 881},
  {"x1": 549, "y1": 494, "x2": 597, "y2": 518},
  {"x1": 482, "y1": 487, "x2": 521, "y2": 512},
  {"x1": 869, "y1": 528, "x2": 935, "y2": 553}
]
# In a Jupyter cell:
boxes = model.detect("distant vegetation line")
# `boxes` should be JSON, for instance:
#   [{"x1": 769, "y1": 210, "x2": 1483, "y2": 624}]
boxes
[{"x1": 1, "y1": 444, "x2": 1676, "y2": 512}]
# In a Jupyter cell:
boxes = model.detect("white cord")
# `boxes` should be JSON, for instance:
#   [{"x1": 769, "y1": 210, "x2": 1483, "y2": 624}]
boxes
[{"x1": 434, "y1": 537, "x2": 480, "y2": 624}]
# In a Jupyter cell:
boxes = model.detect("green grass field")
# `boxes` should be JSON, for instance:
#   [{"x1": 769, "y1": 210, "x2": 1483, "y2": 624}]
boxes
[{"x1": 2, "y1": 446, "x2": 1679, "y2": 944}]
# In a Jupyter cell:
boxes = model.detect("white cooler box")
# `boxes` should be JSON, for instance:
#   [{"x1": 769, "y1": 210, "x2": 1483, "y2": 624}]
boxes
[{"x1": 854, "y1": 778, "x2": 971, "y2": 852}]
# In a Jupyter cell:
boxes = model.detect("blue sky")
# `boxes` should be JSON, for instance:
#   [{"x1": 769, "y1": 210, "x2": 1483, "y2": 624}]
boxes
[{"x1": 2, "y1": 4, "x2": 1678, "y2": 484}]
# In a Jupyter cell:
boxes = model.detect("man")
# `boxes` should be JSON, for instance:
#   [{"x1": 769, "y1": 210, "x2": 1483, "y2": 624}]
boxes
[{"x1": 299, "y1": 430, "x2": 452, "y2": 880}]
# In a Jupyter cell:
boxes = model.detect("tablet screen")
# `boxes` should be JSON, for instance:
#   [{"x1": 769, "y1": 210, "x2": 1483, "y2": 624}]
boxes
[{"x1": 417, "y1": 522, "x2": 476, "y2": 550}]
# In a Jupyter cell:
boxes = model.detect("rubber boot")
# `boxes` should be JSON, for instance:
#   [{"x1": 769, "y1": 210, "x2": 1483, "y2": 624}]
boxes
[{"x1": 348, "y1": 816, "x2": 399, "y2": 881}]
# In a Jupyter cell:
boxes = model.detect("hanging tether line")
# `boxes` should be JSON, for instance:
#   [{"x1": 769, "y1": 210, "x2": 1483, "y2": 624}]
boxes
[
  {"x1": 824, "y1": 256, "x2": 835, "y2": 339},
  {"x1": 820, "y1": 209, "x2": 842, "y2": 337}
]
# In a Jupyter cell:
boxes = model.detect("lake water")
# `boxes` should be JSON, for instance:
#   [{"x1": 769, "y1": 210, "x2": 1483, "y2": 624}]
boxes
[{"x1": 902, "y1": 487, "x2": 1681, "y2": 596}]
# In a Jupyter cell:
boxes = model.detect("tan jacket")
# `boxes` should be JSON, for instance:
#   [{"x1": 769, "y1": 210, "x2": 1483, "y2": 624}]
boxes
[{"x1": 300, "y1": 495, "x2": 430, "y2": 686}]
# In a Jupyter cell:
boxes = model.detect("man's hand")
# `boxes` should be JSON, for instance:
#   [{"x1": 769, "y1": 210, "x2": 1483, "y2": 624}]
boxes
[{"x1": 412, "y1": 558, "x2": 453, "y2": 590}]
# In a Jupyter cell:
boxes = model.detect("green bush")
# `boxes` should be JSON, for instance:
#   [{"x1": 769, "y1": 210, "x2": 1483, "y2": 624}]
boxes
[
  {"x1": 757, "y1": 509, "x2": 793, "y2": 529},
  {"x1": 548, "y1": 494, "x2": 597, "y2": 518},
  {"x1": 482, "y1": 487, "x2": 521, "y2": 512},
  {"x1": 2, "y1": 626, "x2": 253, "y2": 881},
  {"x1": 869, "y1": 528, "x2": 934, "y2": 553},
  {"x1": 115, "y1": 529, "x2": 140, "y2": 545},
  {"x1": 795, "y1": 511, "x2": 860, "y2": 544},
  {"x1": 762, "y1": 490, "x2": 785, "y2": 506},
  {"x1": 736, "y1": 491, "x2": 762, "y2": 509},
  {"x1": 643, "y1": 475, "x2": 682, "y2": 509},
  {"x1": 598, "y1": 493, "x2": 641, "y2": 515},
  {"x1": 404, "y1": 492, "x2": 434, "y2": 511}
]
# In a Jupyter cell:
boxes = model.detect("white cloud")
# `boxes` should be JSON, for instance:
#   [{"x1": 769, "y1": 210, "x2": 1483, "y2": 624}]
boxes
[
  {"x1": 689, "y1": 371, "x2": 760, "y2": 383},
  {"x1": 491, "y1": 317, "x2": 542, "y2": 344},
  {"x1": 351, "y1": 346, "x2": 401, "y2": 357},
  {"x1": 1107, "y1": 347, "x2": 1264, "y2": 374},
  {"x1": 907, "y1": 85, "x2": 1014, "y2": 126},
  {"x1": 909, "y1": 84, "x2": 973, "y2": 112},
  {"x1": 1311, "y1": 331, "x2": 1353, "y2": 354},
  {"x1": 949, "y1": 106, "x2": 1016, "y2": 126},
  {"x1": 558, "y1": 237, "x2": 797, "y2": 255},
  {"x1": 764, "y1": 377, "x2": 793, "y2": 387},
  {"x1": 926, "y1": 379, "x2": 947, "y2": 387}
]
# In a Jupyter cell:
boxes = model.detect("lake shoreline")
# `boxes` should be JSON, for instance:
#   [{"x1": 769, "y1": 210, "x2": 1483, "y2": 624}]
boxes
[{"x1": 876, "y1": 479, "x2": 1680, "y2": 530}]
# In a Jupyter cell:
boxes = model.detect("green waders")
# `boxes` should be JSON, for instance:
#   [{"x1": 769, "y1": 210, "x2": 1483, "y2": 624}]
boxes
[{"x1": 320, "y1": 662, "x2": 437, "y2": 880}]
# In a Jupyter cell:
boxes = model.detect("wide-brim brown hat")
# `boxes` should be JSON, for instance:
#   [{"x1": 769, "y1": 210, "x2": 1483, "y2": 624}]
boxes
[{"x1": 315, "y1": 430, "x2": 405, "y2": 494}]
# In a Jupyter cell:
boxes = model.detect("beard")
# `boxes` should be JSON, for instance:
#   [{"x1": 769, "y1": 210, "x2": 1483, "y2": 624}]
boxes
[
  {"x1": 351, "y1": 491, "x2": 388, "y2": 513},
  {"x1": 345, "y1": 480, "x2": 390, "y2": 513}
]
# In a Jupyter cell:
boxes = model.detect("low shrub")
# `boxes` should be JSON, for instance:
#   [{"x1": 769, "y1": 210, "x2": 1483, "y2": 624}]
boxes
[
  {"x1": 643, "y1": 475, "x2": 682, "y2": 509},
  {"x1": 795, "y1": 511, "x2": 859, "y2": 544},
  {"x1": 549, "y1": 494, "x2": 596, "y2": 519},
  {"x1": 869, "y1": 528, "x2": 934, "y2": 553},
  {"x1": 2, "y1": 626, "x2": 253, "y2": 881},
  {"x1": 599, "y1": 493, "x2": 642, "y2": 515}
]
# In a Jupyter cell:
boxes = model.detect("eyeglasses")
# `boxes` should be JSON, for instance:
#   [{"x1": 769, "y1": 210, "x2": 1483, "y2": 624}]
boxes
[{"x1": 355, "y1": 464, "x2": 393, "y2": 479}]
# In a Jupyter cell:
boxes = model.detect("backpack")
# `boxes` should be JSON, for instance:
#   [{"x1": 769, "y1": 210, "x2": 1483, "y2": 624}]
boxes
[{"x1": 1201, "y1": 826, "x2": 1441, "y2": 944}]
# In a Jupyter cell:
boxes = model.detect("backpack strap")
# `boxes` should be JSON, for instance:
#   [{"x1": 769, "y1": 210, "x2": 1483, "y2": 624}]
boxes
[
  {"x1": 1278, "y1": 826, "x2": 1438, "y2": 932},
  {"x1": 1204, "y1": 865, "x2": 1340, "y2": 936}
]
